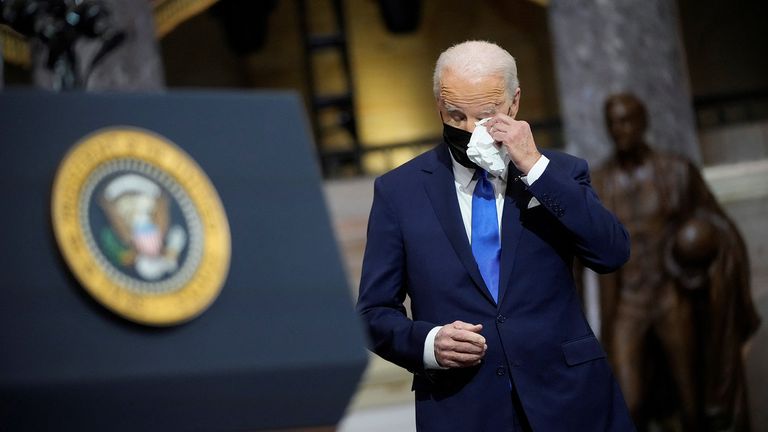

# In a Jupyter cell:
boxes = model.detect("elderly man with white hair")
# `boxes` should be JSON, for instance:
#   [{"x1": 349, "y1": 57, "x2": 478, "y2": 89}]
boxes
[{"x1": 357, "y1": 41, "x2": 634, "y2": 431}]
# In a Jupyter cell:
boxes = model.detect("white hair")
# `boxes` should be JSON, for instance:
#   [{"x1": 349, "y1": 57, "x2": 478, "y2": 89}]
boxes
[{"x1": 433, "y1": 40, "x2": 519, "y2": 100}]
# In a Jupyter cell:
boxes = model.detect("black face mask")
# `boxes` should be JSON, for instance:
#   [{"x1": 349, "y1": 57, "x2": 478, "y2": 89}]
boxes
[{"x1": 442, "y1": 122, "x2": 478, "y2": 169}]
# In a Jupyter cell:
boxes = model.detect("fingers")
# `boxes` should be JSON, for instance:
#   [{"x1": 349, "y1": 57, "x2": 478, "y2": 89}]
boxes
[
  {"x1": 485, "y1": 117, "x2": 517, "y2": 142},
  {"x1": 489, "y1": 127, "x2": 506, "y2": 143},
  {"x1": 484, "y1": 119, "x2": 540, "y2": 173},
  {"x1": 448, "y1": 321, "x2": 485, "y2": 345},
  {"x1": 435, "y1": 344, "x2": 485, "y2": 368},
  {"x1": 451, "y1": 320, "x2": 483, "y2": 332},
  {"x1": 449, "y1": 329, "x2": 486, "y2": 347},
  {"x1": 435, "y1": 321, "x2": 488, "y2": 368},
  {"x1": 488, "y1": 125, "x2": 507, "y2": 138},
  {"x1": 484, "y1": 114, "x2": 513, "y2": 129},
  {"x1": 437, "y1": 352, "x2": 484, "y2": 368},
  {"x1": 485, "y1": 117, "x2": 524, "y2": 132},
  {"x1": 435, "y1": 335, "x2": 485, "y2": 354}
]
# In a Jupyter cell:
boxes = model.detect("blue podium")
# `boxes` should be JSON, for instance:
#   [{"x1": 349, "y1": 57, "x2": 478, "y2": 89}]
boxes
[{"x1": 0, "y1": 89, "x2": 368, "y2": 431}]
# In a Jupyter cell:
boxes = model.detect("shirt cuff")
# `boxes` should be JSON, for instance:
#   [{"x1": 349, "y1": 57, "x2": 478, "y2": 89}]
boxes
[
  {"x1": 423, "y1": 326, "x2": 447, "y2": 369},
  {"x1": 519, "y1": 154, "x2": 549, "y2": 186}
]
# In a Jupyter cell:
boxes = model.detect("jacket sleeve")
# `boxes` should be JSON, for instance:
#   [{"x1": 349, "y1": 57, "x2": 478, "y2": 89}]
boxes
[
  {"x1": 527, "y1": 155, "x2": 630, "y2": 273},
  {"x1": 356, "y1": 177, "x2": 435, "y2": 372}
]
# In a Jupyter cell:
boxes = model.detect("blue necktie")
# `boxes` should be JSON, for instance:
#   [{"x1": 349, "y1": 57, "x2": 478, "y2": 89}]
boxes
[{"x1": 472, "y1": 169, "x2": 501, "y2": 303}]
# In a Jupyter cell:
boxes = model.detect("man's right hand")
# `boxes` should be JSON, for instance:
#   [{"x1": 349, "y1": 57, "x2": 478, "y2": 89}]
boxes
[{"x1": 434, "y1": 320, "x2": 487, "y2": 368}]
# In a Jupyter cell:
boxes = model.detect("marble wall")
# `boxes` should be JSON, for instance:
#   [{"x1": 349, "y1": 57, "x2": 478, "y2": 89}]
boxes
[{"x1": 549, "y1": 0, "x2": 700, "y2": 166}]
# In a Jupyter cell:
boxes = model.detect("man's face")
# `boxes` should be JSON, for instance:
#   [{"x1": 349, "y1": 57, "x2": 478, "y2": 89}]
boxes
[
  {"x1": 437, "y1": 69, "x2": 519, "y2": 133},
  {"x1": 606, "y1": 99, "x2": 646, "y2": 153}
]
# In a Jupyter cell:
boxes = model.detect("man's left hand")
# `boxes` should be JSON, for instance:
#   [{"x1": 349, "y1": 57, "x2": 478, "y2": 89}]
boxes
[{"x1": 484, "y1": 115, "x2": 541, "y2": 174}]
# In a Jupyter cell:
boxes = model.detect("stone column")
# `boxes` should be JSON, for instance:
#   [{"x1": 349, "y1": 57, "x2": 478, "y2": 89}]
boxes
[
  {"x1": 548, "y1": 0, "x2": 700, "y2": 165},
  {"x1": 32, "y1": 0, "x2": 164, "y2": 91}
]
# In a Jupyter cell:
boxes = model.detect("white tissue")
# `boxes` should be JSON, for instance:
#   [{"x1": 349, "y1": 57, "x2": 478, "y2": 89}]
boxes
[{"x1": 466, "y1": 118, "x2": 510, "y2": 176}]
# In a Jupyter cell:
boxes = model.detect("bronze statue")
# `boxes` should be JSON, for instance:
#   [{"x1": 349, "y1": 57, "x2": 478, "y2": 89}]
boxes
[{"x1": 591, "y1": 93, "x2": 760, "y2": 431}]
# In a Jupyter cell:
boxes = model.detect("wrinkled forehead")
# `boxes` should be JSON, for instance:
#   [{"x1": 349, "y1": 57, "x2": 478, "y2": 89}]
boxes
[{"x1": 438, "y1": 70, "x2": 508, "y2": 111}]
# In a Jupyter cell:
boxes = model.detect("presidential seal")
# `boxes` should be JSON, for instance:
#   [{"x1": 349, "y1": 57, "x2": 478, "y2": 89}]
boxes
[{"x1": 51, "y1": 127, "x2": 231, "y2": 326}]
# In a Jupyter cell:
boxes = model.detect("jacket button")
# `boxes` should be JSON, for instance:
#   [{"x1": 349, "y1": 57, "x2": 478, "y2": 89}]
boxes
[
  {"x1": 496, "y1": 314, "x2": 506, "y2": 323},
  {"x1": 496, "y1": 366, "x2": 506, "y2": 376}
]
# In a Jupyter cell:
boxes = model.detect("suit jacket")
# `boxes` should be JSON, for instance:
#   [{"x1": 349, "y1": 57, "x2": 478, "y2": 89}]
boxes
[{"x1": 357, "y1": 143, "x2": 634, "y2": 431}]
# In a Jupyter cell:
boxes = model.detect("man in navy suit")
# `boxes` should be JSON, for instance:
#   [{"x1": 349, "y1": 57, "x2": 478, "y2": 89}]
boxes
[{"x1": 356, "y1": 40, "x2": 635, "y2": 431}]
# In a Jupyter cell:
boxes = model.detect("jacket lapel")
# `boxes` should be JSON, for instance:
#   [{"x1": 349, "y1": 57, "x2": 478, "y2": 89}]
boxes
[
  {"x1": 498, "y1": 164, "x2": 526, "y2": 305},
  {"x1": 422, "y1": 144, "x2": 496, "y2": 305}
]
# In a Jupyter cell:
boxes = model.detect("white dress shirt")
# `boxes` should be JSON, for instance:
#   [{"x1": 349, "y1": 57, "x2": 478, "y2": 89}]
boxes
[{"x1": 422, "y1": 153, "x2": 550, "y2": 369}]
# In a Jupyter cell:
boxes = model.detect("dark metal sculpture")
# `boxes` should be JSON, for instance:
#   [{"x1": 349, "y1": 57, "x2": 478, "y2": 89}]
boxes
[
  {"x1": 0, "y1": 0, "x2": 124, "y2": 90},
  {"x1": 591, "y1": 93, "x2": 760, "y2": 431}
]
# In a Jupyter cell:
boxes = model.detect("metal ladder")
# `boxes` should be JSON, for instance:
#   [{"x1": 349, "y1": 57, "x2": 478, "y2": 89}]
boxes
[{"x1": 296, "y1": 0, "x2": 362, "y2": 176}]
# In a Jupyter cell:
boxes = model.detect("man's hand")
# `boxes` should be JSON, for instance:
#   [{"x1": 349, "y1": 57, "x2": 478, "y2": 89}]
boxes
[
  {"x1": 485, "y1": 115, "x2": 541, "y2": 174},
  {"x1": 435, "y1": 320, "x2": 487, "y2": 368}
]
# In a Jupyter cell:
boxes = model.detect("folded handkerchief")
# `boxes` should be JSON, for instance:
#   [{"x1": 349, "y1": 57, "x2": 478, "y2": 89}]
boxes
[{"x1": 466, "y1": 118, "x2": 510, "y2": 177}]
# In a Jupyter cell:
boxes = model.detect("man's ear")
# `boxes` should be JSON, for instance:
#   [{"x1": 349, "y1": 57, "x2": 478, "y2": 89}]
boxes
[{"x1": 508, "y1": 88, "x2": 521, "y2": 119}]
